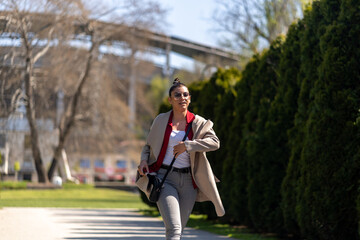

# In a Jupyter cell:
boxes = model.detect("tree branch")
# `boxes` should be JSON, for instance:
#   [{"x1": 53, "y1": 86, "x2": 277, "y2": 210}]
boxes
[
  {"x1": 33, "y1": 27, "x2": 54, "y2": 64},
  {"x1": 60, "y1": 30, "x2": 97, "y2": 142}
]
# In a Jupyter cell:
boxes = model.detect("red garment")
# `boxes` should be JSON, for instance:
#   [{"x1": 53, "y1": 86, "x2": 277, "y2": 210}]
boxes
[
  {"x1": 149, "y1": 110, "x2": 194, "y2": 172},
  {"x1": 149, "y1": 111, "x2": 197, "y2": 188}
]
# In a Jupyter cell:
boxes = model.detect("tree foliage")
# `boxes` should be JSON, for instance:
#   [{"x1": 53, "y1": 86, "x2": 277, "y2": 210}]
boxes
[
  {"x1": 213, "y1": 0, "x2": 313, "y2": 63},
  {"x1": 146, "y1": 75, "x2": 170, "y2": 112}
]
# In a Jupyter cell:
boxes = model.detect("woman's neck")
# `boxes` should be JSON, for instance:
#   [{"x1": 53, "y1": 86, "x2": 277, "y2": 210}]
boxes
[{"x1": 172, "y1": 109, "x2": 187, "y2": 122}]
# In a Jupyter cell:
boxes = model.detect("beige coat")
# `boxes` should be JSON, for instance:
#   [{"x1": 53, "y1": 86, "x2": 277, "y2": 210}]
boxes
[{"x1": 141, "y1": 111, "x2": 225, "y2": 217}]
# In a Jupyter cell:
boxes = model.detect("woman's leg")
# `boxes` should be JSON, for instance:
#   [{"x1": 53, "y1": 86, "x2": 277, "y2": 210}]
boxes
[
  {"x1": 156, "y1": 169, "x2": 197, "y2": 239},
  {"x1": 178, "y1": 172, "x2": 197, "y2": 233},
  {"x1": 157, "y1": 181, "x2": 182, "y2": 240}
]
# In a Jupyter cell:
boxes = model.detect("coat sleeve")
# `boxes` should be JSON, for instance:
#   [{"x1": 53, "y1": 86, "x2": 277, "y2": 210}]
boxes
[
  {"x1": 140, "y1": 144, "x2": 150, "y2": 163},
  {"x1": 184, "y1": 127, "x2": 220, "y2": 153},
  {"x1": 140, "y1": 115, "x2": 158, "y2": 163}
]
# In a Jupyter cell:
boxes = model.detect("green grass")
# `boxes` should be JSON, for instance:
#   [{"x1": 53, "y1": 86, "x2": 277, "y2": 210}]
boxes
[
  {"x1": 140, "y1": 209, "x2": 280, "y2": 240},
  {"x1": 0, "y1": 181, "x2": 28, "y2": 190},
  {"x1": 187, "y1": 214, "x2": 279, "y2": 240},
  {"x1": 0, "y1": 183, "x2": 149, "y2": 209}
]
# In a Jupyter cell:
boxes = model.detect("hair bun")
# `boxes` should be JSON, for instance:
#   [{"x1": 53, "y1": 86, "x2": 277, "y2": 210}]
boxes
[{"x1": 173, "y1": 78, "x2": 180, "y2": 85}]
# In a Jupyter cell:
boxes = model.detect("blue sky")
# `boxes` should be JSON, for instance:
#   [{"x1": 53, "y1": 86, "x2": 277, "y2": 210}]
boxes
[
  {"x1": 155, "y1": 0, "x2": 220, "y2": 69},
  {"x1": 158, "y1": 0, "x2": 218, "y2": 46},
  {"x1": 102, "y1": 0, "x2": 221, "y2": 69}
]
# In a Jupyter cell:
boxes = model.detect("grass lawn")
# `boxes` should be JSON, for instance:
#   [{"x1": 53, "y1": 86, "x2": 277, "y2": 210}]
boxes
[
  {"x1": 187, "y1": 215, "x2": 279, "y2": 240},
  {"x1": 141, "y1": 209, "x2": 280, "y2": 240},
  {"x1": 0, "y1": 182, "x2": 149, "y2": 209}
]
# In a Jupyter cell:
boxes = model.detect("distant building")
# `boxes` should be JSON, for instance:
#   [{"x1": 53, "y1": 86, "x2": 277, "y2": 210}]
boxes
[
  {"x1": 0, "y1": 98, "x2": 57, "y2": 181},
  {"x1": 0, "y1": 97, "x2": 141, "y2": 184},
  {"x1": 68, "y1": 143, "x2": 142, "y2": 185}
]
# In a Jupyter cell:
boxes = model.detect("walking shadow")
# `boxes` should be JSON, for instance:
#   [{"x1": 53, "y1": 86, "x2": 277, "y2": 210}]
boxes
[
  {"x1": 55, "y1": 208, "x2": 165, "y2": 240},
  {"x1": 55, "y1": 208, "x2": 232, "y2": 240}
]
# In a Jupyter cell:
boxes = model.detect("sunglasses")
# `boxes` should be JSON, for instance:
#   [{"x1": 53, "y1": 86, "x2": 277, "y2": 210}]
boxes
[{"x1": 173, "y1": 92, "x2": 190, "y2": 100}]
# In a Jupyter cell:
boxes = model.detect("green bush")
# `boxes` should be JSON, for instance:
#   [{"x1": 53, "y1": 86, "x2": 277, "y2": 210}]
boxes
[
  {"x1": 189, "y1": 68, "x2": 240, "y2": 219},
  {"x1": 223, "y1": 58, "x2": 259, "y2": 226},
  {"x1": 280, "y1": 2, "x2": 326, "y2": 236},
  {"x1": 295, "y1": 0, "x2": 360, "y2": 239},
  {"x1": 244, "y1": 39, "x2": 283, "y2": 233}
]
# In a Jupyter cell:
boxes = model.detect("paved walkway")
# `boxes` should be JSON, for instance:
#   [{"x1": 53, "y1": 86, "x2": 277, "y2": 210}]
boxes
[{"x1": 0, "y1": 207, "x2": 236, "y2": 240}]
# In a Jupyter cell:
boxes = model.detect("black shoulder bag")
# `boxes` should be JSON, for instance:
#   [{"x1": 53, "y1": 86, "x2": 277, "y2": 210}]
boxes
[{"x1": 147, "y1": 122, "x2": 192, "y2": 203}]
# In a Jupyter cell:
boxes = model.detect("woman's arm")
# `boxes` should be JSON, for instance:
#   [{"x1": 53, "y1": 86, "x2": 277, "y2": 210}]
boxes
[
  {"x1": 184, "y1": 127, "x2": 220, "y2": 153},
  {"x1": 141, "y1": 144, "x2": 150, "y2": 162},
  {"x1": 138, "y1": 115, "x2": 158, "y2": 174},
  {"x1": 138, "y1": 144, "x2": 150, "y2": 175}
]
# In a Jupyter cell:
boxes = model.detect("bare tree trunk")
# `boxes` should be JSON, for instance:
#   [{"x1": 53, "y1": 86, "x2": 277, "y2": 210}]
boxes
[
  {"x1": 0, "y1": 69, "x2": 8, "y2": 114},
  {"x1": 48, "y1": 145, "x2": 62, "y2": 181},
  {"x1": 24, "y1": 54, "x2": 49, "y2": 183},
  {"x1": 128, "y1": 48, "x2": 137, "y2": 130},
  {"x1": 48, "y1": 38, "x2": 97, "y2": 180},
  {"x1": 61, "y1": 149, "x2": 73, "y2": 181}
]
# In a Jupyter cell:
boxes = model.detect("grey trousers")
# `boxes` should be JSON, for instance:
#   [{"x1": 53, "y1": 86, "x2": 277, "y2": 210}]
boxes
[{"x1": 156, "y1": 168, "x2": 198, "y2": 240}]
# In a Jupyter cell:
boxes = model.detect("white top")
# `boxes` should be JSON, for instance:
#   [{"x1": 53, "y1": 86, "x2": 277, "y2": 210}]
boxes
[{"x1": 162, "y1": 130, "x2": 191, "y2": 168}]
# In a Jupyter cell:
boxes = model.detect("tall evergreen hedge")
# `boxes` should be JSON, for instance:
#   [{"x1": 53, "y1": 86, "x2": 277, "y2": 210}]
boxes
[
  {"x1": 152, "y1": 1, "x2": 360, "y2": 237},
  {"x1": 223, "y1": 58, "x2": 258, "y2": 226},
  {"x1": 263, "y1": 20, "x2": 303, "y2": 237},
  {"x1": 281, "y1": 1, "x2": 329, "y2": 236},
  {"x1": 244, "y1": 39, "x2": 283, "y2": 233},
  {"x1": 294, "y1": 0, "x2": 360, "y2": 239},
  {"x1": 188, "y1": 68, "x2": 240, "y2": 218}
]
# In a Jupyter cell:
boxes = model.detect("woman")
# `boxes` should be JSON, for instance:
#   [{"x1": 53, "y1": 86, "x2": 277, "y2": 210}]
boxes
[{"x1": 138, "y1": 78, "x2": 225, "y2": 239}]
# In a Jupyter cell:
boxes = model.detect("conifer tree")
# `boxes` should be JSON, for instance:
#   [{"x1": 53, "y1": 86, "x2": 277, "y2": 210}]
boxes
[
  {"x1": 281, "y1": 1, "x2": 337, "y2": 237},
  {"x1": 223, "y1": 59, "x2": 259, "y2": 225},
  {"x1": 256, "y1": 22, "x2": 303, "y2": 234},
  {"x1": 208, "y1": 68, "x2": 240, "y2": 179},
  {"x1": 245, "y1": 39, "x2": 282, "y2": 232},
  {"x1": 188, "y1": 69, "x2": 240, "y2": 218},
  {"x1": 296, "y1": 0, "x2": 360, "y2": 238},
  {"x1": 275, "y1": 21, "x2": 304, "y2": 238}
]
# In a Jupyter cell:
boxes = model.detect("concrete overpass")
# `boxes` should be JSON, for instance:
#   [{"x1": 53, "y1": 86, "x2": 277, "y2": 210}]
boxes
[
  {"x1": 0, "y1": 11, "x2": 239, "y2": 128},
  {"x1": 0, "y1": 11, "x2": 239, "y2": 70},
  {"x1": 132, "y1": 30, "x2": 239, "y2": 78}
]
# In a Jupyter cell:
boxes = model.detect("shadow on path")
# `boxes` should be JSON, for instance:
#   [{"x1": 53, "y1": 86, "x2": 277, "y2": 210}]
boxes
[
  {"x1": 1, "y1": 208, "x2": 235, "y2": 240},
  {"x1": 55, "y1": 208, "x2": 165, "y2": 239},
  {"x1": 56, "y1": 208, "x2": 233, "y2": 240}
]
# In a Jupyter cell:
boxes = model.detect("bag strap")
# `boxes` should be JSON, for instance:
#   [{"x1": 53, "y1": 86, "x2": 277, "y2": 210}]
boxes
[{"x1": 158, "y1": 122, "x2": 192, "y2": 188}]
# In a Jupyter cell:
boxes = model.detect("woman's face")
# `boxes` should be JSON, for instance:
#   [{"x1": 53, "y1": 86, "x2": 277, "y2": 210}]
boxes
[{"x1": 168, "y1": 86, "x2": 191, "y2": 112}]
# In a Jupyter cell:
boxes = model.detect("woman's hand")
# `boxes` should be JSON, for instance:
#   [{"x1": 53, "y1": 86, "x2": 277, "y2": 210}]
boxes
[
  {"x1": 173, "y1": 141, "x2": 187, "y2": 158},
  {"x1": 138, "y1": 160, "x2": 149, "y2": 176}
]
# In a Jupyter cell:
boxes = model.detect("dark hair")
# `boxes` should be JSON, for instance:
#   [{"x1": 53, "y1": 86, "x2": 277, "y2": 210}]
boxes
[{"x1": 168, "y1": 78, "x2": 187, "y2": 97}]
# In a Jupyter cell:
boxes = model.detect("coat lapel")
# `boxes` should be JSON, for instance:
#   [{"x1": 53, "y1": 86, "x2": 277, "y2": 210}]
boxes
[{"x1": 147, "y1": 111, "x2": 171, "y2": 159}]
